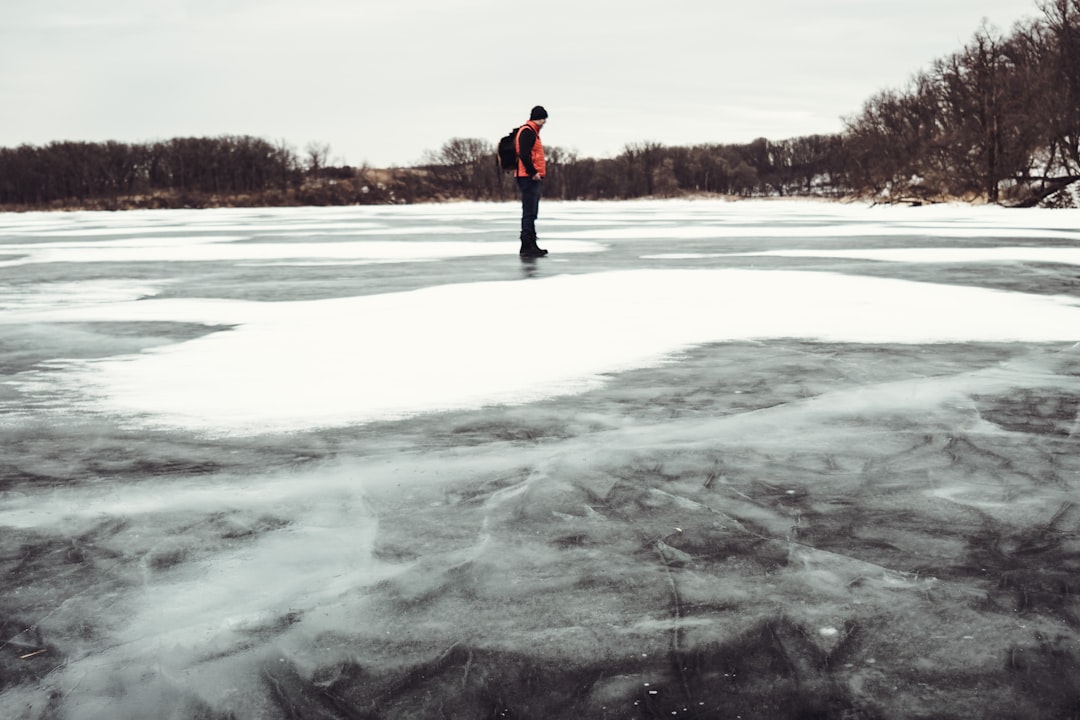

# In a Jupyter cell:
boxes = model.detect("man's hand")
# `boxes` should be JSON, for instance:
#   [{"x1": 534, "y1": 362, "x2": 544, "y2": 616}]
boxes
[{"x1": 532, "y1": 173, "x2": 542, "y2": 181}]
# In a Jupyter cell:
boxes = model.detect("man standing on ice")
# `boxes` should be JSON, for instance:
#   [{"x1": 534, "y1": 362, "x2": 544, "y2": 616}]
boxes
[{"x1": 516, "y1": 106, "x2": 549, "y2": 257}]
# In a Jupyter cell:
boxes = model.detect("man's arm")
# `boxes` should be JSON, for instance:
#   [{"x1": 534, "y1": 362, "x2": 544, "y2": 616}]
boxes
[{"x1": 517, "y1": 127, "x2": 538, "y2": 177}]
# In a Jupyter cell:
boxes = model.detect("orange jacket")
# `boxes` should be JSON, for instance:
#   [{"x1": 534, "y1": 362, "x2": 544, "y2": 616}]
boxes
[{"x1": 514, "y1": 120, "x2": 546, "y2": 178}]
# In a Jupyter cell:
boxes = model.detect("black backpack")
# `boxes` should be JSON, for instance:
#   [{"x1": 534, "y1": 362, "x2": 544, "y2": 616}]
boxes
[{"x1": 496, "y1": 127, "x2": 519, "y2": 173}]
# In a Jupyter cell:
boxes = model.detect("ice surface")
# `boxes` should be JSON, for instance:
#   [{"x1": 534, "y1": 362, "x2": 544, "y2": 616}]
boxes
[
  {"x1": 2, "y1": 199, "x2": 1079, "y2": 719},
  {"x1": 724, "y1": 247, "x2": 1080, "y2": 265}
]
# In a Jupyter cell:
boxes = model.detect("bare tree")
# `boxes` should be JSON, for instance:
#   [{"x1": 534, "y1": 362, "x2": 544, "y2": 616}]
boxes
[{"x1": 305, "y1": 142, "x2": 331, "y2": 173}]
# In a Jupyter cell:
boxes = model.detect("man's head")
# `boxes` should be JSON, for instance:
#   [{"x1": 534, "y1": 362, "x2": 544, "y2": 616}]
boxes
[{"x1": 530, "y1": 105, "x2": 548, "y2": 124}]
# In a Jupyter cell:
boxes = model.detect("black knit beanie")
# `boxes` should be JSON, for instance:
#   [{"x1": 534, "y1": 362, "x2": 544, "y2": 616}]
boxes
[{"x1": 530, "y1": 105, "x2": 548, "y2": 121}]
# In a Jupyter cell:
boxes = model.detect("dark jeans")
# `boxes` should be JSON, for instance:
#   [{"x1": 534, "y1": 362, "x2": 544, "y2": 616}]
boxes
[{"x1": 516, "y1": 177, "x2": 542, "y2": 237}]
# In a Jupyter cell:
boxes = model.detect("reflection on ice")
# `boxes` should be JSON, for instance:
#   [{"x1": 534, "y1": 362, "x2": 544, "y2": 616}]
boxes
[
  {"x1": 0, "y1": 238, "x2": 603, "y2": 268},
  {"x1": 2, "y1": 200, "x2": 1080, "y2": 719}
]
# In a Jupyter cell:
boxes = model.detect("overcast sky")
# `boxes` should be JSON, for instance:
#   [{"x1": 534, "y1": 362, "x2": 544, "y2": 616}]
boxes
[{"x1": 1, "y1": 0, "x2": 1045, "y2": 168}]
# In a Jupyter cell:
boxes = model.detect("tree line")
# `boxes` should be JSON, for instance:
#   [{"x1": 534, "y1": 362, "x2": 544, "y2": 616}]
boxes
[
  {"x1": 415, "y1": 135, "x2": 846, "y2": 203},
  {"x1": 0, "y1": 136, "x2": 291, "y2": 208},
  {"x1": 2, "y1": 0, "x2": 1078, "y2": 210},
  {"x1": 0, "y1": 136, "x2": 404, "y2": 209}
]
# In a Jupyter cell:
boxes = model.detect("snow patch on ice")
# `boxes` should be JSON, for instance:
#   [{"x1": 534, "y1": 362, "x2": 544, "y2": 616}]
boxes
[{"x1": 10, "y1": 268, "x2": 1080, "y2": 436}]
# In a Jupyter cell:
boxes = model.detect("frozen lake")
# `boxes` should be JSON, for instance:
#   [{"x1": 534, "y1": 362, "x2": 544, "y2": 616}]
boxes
[{"x1": 1, "y1": 199, "x2": 1079, "y2": 718}]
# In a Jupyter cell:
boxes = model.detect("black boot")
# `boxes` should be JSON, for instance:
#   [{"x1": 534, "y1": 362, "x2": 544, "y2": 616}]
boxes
[{"x1": 519, "y1": 231, "x2": 548, "y2": 257}]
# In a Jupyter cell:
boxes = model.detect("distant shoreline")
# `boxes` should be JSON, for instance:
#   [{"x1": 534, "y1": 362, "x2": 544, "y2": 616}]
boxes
[{"x1": 0, "y1": 190, "x2": 1036, "y2": 214}]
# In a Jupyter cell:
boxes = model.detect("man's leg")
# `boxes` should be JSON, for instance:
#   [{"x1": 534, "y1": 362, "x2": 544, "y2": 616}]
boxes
[
  {"x1": 517, "y1": 178, "x2": 546, "y2": 255},
  {"x1": 518, "y1": 177, "x2": 540, "y2": 238}
]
